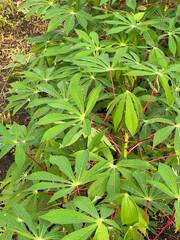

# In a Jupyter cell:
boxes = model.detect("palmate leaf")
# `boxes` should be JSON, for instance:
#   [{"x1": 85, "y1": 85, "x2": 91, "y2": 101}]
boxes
[
  {"x1": 174, "y1": 200, "x2": 180, "y2": 232},
  {"x1": 158, "y1": 163, "x2": 178, "y2": 196},
  {"x1": 175, "y1": 127, "x2": 180, "y2": 155},
  {"x1": 37, "y1": 113, "x2": 78, "y2": 125},
  {"x1": 85, "y1": 85, "x2": 101, "y2": 116},
  {"x1": 41, "y1": 120, "x2": 79, "y2": 142},
  {"x1": 48, "y1": 99, "x2": 80, "y2": 115},
  {"x1": 0, "y1": 123, "x2": 14, "y2": 139},
  {"x1": 153, "y1": 125, "x2": 175, "y2": 147},
  {"x1": 0, "y1": 212, "x2": 35, "y2": 239},
  {"x1": 62, "y1": 224, "x2": 97, "y2": 240},
  {"x1": 93, "y1": 223, "x2": 109, "y2": 240},
  {"x1": 24, "y1": 182, "x2": 65, "y2": 192},
  {"x1": 113, "y1": 95, "x2": 126, "y2": 131},
  {"x1": 70, "y1": 83, "x2": 84, "y2": 114},
  {"x1": 117, "y1": 159, "x2": 155, "y2": 170},
  {"x1": 125, "y1": 93, "x2": 138, "y2": 136},
  {"x1": 62, "y1": 122, "x2": 81, "y2": 146},
  {"x1": 88, "y1": 177, "x2": 108, "y2": 200},
  {"x1": 121, "y1": 194, "x2": 139, "y2": 225},
  {"x1": 10, "y1": 201, "x2": 37, "y2": 236},
  {"x1": 25, "y1": 171, "x2": 71, "y2": 183},
  {"x1": 64, "y1": 15, "x2": 75, "y2": 35},
  {"x1": 40, "y1": 209, "x2": 96, "y2": 224},
  {"x1": 75, "y1": 150, "x2": 89, "y2": 181},
  {"x1": 126, "y1": 0, "x2": 136, "y2": 11},
  {"x1": 15, "y1": 143, "x2": 26, "y2": 168},
  {"x1": 107, "y1": 168, "x2": 121, "y2": 194},
  {"x1": 82, "y1": 118, "x2": 91, "y2": 136},
  {"x1": 148, "y1": 180, "x2": 175, "y2": 198},
  {"x1": 49, "y1": 186, "x2": 75, "y2": 203},
  {"x1": 73, "y1": 196, "x2": 99, "y2": 218},
  {"x1": 50, "y1": 155, "x2": 75, "y2": 182}
]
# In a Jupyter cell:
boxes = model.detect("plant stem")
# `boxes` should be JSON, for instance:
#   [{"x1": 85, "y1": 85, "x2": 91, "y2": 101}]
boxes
[
  {"x1": 124, "y1": 131, "x2": 128, "y2": 158},
  {"x1": 67, "y1": 0, "x2": 73, "y2": 7},
  {"x1": 76, "y1": 0, "x2": 80, "y2": 11}
]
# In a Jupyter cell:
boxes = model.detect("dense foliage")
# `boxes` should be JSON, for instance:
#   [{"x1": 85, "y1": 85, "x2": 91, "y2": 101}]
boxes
[{"x1": 0, "y1": 0, "x2": 180, "y2": 239}]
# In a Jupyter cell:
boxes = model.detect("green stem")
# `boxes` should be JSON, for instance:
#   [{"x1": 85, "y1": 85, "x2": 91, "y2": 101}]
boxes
[
  {"x1": 67, "y1": 0, "x2": 73, "y2": 7},
  {"x1": 76, "y1": 0, "x2": 80, "y2": 11},
  {"x1": 124, "y1": 131, "x2": 128, "y2": 158}
]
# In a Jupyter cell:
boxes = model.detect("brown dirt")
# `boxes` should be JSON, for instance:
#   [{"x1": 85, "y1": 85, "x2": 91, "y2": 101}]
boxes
[{"x1": 0, "y1": 0, "x2": 48, "y2": 180}]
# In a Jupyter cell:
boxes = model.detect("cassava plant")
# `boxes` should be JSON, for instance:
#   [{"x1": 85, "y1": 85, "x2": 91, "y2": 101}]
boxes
[{"x1": 1, "y1": 0, "x2": 180, "y2": 239}]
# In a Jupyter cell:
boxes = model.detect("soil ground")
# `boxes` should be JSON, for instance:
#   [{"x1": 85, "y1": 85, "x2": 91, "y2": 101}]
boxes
[
  {"x1": 0, "y1": 1, "x2": 180, "y2": 239},
  {"x1": 0, "y1": 0, "x2": 48, "y2": 180}
]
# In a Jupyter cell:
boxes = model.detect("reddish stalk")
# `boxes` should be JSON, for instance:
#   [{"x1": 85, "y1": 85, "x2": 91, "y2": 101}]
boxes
[
  {"x1": 127, "y1": 134, "x2": 155, "y2": 153},
  {"x1": 160, "y1": 210, "x2": 178, "y2": 229},
  {"x1": 37, "y1": 202, "x2": 65, "y2": 213},
  {"x1": 153, "y1": 210, "x2": 176, "y2": 240},
  {"x1": 158, "y1": 36, "x2": 169, "y2": 47},
  {"x1": 139, "y1": 200, "x2": 149, "y2": 240},
  {"x1": 148, "y1": 153, "x2": 176, "y2": 163},
  {"x1": 29, "y1": 148, "x2": 35, "y2": 158},
  {"x1": 77, "y1": 185, "x2": 81, "y2": 196},
  {"x1": 25, "y1": 152, "x2": 47, "y2": 171},
  {"x1": 141, "y1": 74, "x2": 159, "y2": 116}
]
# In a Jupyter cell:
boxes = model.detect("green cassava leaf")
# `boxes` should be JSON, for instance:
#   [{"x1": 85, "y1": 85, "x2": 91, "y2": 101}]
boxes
[
  {"x1": 75, "y1": 150, "x2": 89, "y2": 181},
  {"x1": 73, "y1": 196, "x2": 99, "y2": 218},
  {"x1": 93, "y1": 223, "x2": 109, "y2": 240},
  {"x1": 62, "y1": 224, "x2": 96, "y2": 240},
  {"x1": 85, "y1": 85, "x2": 101, "y2": 116},
  {"x1": 158, "y1": 163, "x2": 178, "y2": 196},
  {"x1": 153, "y1": 126, "x2": 175, "y2": 147},
  {"x1": 126, "y1": 0, "x2": 136, "y2": 11},
  {"x1": 125, "y1": 93, "x2": 138, "y2": 136},
  {"x1": 50, "y1": 155, "x2": 75, "y2": 182},
  {"x1": 40, "y1": 209, "x2": 96, "y2": 224},
  {"x1": 121, "y1": 194, "x2": 139, "y2": 225}
]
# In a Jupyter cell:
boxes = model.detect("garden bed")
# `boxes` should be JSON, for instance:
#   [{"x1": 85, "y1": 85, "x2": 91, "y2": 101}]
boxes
[{"x1": 1, "y1": 1, "x2": 180, "y2": 239}]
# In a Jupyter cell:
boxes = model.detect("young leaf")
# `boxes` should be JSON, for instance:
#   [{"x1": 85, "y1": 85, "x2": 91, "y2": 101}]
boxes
[
  {"x1": 93, "y1": 223, "x2": 109, "y2": 240},
  {"x1": 121, "y1": 194, "x2": 139, "y2": 225}
]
